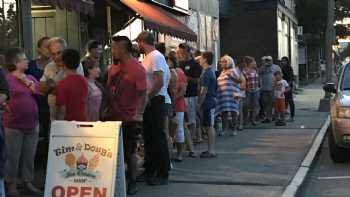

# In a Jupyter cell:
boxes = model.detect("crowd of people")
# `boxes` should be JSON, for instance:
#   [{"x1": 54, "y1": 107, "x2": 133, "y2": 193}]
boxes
[{"x1": 0, "y1": 30, "x2": 296, "y2": 196}]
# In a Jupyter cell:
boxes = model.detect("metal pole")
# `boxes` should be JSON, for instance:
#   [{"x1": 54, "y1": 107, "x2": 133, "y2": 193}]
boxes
[
  {"x1": 107, "y1": 6, "x2": 112, "y2": 65},
  {"x1": 319, "y1": 0, "x2": 335, "y2": 111},
  {"x1": 325, "y1": 0, "x2": 335, "y2": 86}
]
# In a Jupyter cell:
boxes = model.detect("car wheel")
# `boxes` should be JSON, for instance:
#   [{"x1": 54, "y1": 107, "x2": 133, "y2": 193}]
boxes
[{"x1": 328, "y1": 126, "x2": 348, "y2": 163}]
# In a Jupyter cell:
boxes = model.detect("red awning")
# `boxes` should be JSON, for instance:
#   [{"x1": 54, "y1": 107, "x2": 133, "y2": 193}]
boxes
[
  {"x1": 32, "y1": 0, "x2": 95, "y2": 16},
  {"x1": 121, "y1": 0, "x2": 197, "y2": 42}
]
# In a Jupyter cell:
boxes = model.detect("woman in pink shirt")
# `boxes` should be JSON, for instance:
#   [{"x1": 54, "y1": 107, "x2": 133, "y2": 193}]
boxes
[{"x1": 3, "y1": 48, "x2": 42, "y2": 196}]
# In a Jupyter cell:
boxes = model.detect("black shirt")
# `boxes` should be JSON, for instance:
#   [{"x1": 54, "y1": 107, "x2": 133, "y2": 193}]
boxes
[{"x1": 179, "y1": 59, "x2": 202, "y2": 97}]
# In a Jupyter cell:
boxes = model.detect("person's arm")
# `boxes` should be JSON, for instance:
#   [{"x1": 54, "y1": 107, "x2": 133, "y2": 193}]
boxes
[
  {"x1": 175, "y1": 78, "x2": 187, "y2": 100},
  {"x1": 55, "y1": 81, "x2": 66, "y2": 120},
  {"x1": 133, "y1": 90, "x2": 147, "y2": 121},
  {"x1": 148, "y1": 71, "x2": 163, "y2": 99},
  {"x1": 0, "y1": 69, "x2": 9, "y2": 103},
  {"x1": 197, "y1": 86, "x2": 208, "y2": 107},
  {"x1": 227, "y1": 69, "x2": 241, "y2": 83},
  {"x1": 56, "y1": 106, "x2": 66, "y2": 120},
  {"x1": 168, "y1": 69, "x2": 177, "y2": 100}
]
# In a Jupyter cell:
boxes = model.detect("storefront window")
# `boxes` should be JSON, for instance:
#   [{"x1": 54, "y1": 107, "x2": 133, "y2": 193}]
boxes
[{"x1": 0, "y1": 0, "x2": 19, "y2": 56}]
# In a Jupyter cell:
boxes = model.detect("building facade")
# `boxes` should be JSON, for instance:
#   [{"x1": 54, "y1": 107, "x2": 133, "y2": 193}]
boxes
[{"x1": 220, "y1": 0, "x2": 299, "y2": 81}]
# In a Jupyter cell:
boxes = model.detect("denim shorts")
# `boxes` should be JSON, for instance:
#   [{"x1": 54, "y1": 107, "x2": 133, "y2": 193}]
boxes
[
  {"x1": 246, "y1": 91, "x2": 260, "y2": 111},
  {"x1": 202, "y1": 108, "x2": 215, "y2": 127}
]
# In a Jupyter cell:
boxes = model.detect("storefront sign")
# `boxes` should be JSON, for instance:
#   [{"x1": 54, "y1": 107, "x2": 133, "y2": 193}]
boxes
[{"x1": 44, "y1": 121, "x2": 126, "y2": 197}]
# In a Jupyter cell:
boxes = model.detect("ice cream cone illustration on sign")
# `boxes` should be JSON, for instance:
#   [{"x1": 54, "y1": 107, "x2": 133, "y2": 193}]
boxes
[
  {"x1": 77, "y1": 154, "x2": 88, "y2": 171},
  {"x1": 65, "y1": 153, "x2": 76, "y2": 171},
  {"x1": 88, "y1": 154, "x2": 100, "y2": 171}
]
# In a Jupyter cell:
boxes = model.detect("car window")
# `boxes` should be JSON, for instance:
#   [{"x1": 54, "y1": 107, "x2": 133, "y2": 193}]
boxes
[{"x1": 341, "y1": 65, "x2": 350, "y2": 90}]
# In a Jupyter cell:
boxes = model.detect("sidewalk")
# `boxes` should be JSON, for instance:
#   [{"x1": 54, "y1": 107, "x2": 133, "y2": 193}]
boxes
[{"x1": 133, "y1": 82, "x2": 328, "y2": 197}]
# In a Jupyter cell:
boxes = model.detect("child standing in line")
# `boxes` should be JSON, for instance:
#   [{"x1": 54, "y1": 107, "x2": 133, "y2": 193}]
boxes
[
  {"x1": 56, "y1": 49, "x2": 88, "y2": 121},
  {"x1": 273, "y1": 71, "x2": 290, "y2": 126}
]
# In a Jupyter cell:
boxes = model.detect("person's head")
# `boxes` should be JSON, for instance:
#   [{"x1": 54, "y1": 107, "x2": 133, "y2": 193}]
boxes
[
  {"x1": 219, "y1": 55, "x2": 235, "y2": 70},
  {"x1": 274, "y1": 70, "x2": 283, "y2": 81},
  {"x1": 199, "y1": 51, "x2": 214, "y2": 68},
  {"x1": 111, "y1": 36, "x2": 133, "y2": 61},
  {"x1": 86, "y1": 40, "x2": 103, "y2": 60},
  {"x1": 62, "y1": 48, "x2": 80, "y2": 70},
  {"x1": 37, "y1": 36, "x2": 51, "y2": 58},
  {"x1": 243, "y1": 56, "x2": 256, "y2": 68},
  {"x1": 262, "y1": 56, "x2": 273, "y2": 66},
  {"x1": 134, "y1": 31, "x2": 155, "y2": 54},
  {"x1": 176, "y1": 43, "x2": 191, "y2": 62},
  {"x1": 131, "y1": 44, "x2": 140, "y2": 59},
  {"x1": 167, "y1": 51, "x2": 178, "y2": 69},
  {"x1": 194, "y1": 50, "x2": 202, "y2": 58},
  {"x1": 48, "y1": 37, "x2": 67, "y2": 66},
  {"x1": 281, "y1": 56, "x2": 290, "y2": 66},
  {"x1": 5, "y1": 47, "x2": 28, "y2": 72},
  {"x1": 155, "y1": 42, "x2": 166, "y2": 55},
  {"x1": 82, "y1": 57, "x2": 101, "y2": 80}
]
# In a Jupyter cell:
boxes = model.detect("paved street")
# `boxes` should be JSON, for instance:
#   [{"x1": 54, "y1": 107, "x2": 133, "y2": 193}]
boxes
[
  {"x1": 133, "y1": 83, "x2": 328, "y2": 197},
  {"x1": 25, "y1": 82, "x2": 328, "y2": 197},
  {"x1": 298, "y1": 136, "x2": 350, "y2": 197}
]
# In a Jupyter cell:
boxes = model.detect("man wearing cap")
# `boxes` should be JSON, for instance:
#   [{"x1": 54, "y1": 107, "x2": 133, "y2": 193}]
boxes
[
  {"x1": 259, "y1": 56, "x2": 281, "y2": 123},
  {"x1": 135, "y1": 31, "x2": 171, "y2": 185}
]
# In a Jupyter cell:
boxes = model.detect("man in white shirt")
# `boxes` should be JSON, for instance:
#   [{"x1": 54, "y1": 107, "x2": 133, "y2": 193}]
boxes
[
  {"x1": 40, "y1": 37, "x2": 84, "y2": 120},
  {"x1": 135, "y1": 31, "x2": 170, "y2": 185}
]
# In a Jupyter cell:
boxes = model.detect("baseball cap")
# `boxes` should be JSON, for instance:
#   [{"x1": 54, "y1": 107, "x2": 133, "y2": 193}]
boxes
[{"x1": 133, "y1": 31, "x2": 155, "y2": 45}]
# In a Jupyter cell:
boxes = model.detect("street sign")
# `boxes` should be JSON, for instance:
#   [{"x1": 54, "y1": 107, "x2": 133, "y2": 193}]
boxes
[{"x1": 44, "y1": 121, "x2": 126, "y2": 197}]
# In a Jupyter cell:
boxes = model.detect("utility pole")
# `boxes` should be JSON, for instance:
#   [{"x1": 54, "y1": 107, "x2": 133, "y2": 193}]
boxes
[{"x1": 319, "y1": 0, "x2": 335, "y2": 112}]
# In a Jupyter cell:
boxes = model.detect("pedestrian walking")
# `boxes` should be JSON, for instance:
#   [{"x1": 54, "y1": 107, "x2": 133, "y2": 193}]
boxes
[
  {"x1": 216, "y1": 55, "x2": 241, "y2": 136},
  {"x1": 82, "y1": 57, "x2": 103, "y2": 121},
  {"x1": 4, "y1": 48, "x2": 42, "y2": 196},
  {"x1": 280, "y1": 56, "x2": 295, "y2": 122},
  {"x1": 104, "y1": 36, "x2": 147, "y2": 195},
  {"x1": 242, "y1": 56, "x2": 260, "y2": 125},
  {"x1": 177, "y1": 43, "x2": 202, "y2": 147},
  {"x1": 26, "y1": 37, "x2": 51, "y2": 142},
  {"x1": 273, "y1": 71, "x2": 290, "y2": 126},
  {"x1": 0, "y1": 66, "x2": 9, "y2": 197},
  {"x1": 259, "y1": 56, "x2": 281, "y2": 123},
  {"x1": 198, "y1": 51, "x2": 217, "y2": 158},
  {"x1": 55, "y1": 49, "x2": 88, "y2": 121},
  {"x1": 135, "y1": 31, "x2": 171, "y2": 185}
]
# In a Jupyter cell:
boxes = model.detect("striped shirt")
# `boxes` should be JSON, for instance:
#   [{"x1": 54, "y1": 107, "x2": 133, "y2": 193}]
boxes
[{"x1": 215, "y1": 68, "x2": 241, "y2": 114}]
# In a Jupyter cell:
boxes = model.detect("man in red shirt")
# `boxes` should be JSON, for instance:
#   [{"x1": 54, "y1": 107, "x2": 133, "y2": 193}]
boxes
[
  {"x1": 55, "y1": 49, "x2": 88, "y2": 121},
  {"x1": 104, "y1": 36, "x2": 147, "y2": 195}
]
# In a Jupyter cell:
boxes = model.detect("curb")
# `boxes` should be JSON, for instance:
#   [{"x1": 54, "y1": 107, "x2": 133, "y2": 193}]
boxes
[{"x1": 281, "y1": 115, "x2": 330, "y2": 197}]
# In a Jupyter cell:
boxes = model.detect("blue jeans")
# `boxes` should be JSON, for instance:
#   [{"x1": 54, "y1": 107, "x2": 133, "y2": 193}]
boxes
[{"x1": 0, "y1": 178, "x2": 5, "y2": 197}]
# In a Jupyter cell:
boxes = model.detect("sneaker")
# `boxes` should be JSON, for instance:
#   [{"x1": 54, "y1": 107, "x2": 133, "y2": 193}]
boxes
[
  {"x1": 275, "y1": 121, "x2": 286, "y2": 126},
  {"x1": 287, "y1": 117, "x2": 295, "y2": 122},
  {"x1": 188, "y1": 151, "x2": 197, "y2": 158},
  {"x1": 262, "y1": 119, "x2": 271, "y2": 123},
  {"x1": 21, "y1": 182, "x2": 43, "y2": 195},
  {"x1": 127, "y1": 181, "x2": 138, "y2": 195},
  {"x1": 229, "y1": 131, "x2": 238, "y2": 136}
]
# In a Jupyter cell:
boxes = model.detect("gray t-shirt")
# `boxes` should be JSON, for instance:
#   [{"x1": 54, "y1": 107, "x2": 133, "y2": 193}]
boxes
[{"x1": 259, "y1": 64, "x2": 281, "y2": 91}]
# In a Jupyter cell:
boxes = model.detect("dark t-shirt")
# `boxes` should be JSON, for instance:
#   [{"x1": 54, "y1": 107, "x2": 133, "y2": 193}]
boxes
[
  {"x1": 200, "y1": 67, "x2": 217, "y2": 110},
  {"x1": 56, "y1": 74, "x2": 88, "y2": 121},
  {"x1": 179, "y1": 59, "x2": 202, "y2": 97},
  {"x1": 26, "y1": 60, "x2": 49, "y2": 113}
]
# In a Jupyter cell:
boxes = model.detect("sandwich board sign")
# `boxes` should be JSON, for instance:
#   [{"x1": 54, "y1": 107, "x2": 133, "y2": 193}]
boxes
[{"x1": 44, "y1": 121, "x2": 126, "y2": 197}]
